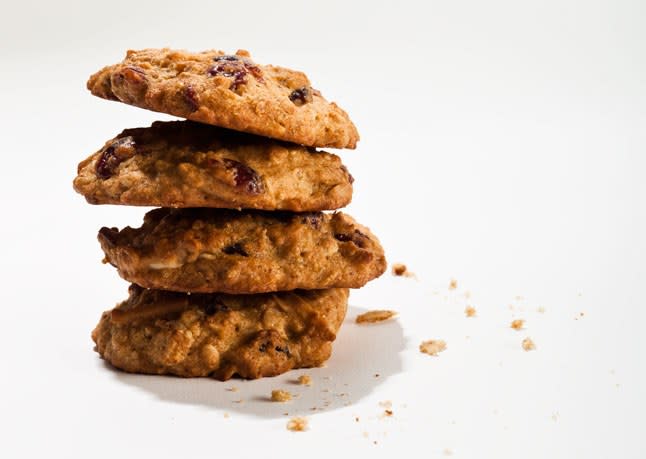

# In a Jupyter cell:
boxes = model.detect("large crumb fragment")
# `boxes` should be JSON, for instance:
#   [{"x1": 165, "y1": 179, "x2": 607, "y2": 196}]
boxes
[
  {"x1": 392, "y1": 263, "x2": 415, "y2": 277},
  {"x1": 465, "y1": 305, "x2": 477, "y2": 317},
  {"x1": 271, "y1": 390, "x2": 292, "y2": 402},
  {"x1": 522, "y1": 337, "x2": 536, "y2": 351},
  {"x1": 449, "y1": 279, "x2": 457, "y2": 290},
  {"x1": 510, "y1": 319, "x2": 525, "y2": 330},
  {"x1": 419, "y1": 339, "x2": 447, "y2": 356},
  {"x1": 356, "y1": 310, "x2": 397, "y2": 324},
  {"x1": 297, "y1": 375, "x2": 312, "y2": 386},
  {"x1": 287, "y1": 417, "x2": 308, "y2": 432}
]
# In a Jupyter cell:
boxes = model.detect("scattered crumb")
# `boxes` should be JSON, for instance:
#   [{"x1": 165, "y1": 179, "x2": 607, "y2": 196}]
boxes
[
  {"x1": 297, "y1": 375, "x2": 312, "y2": 386},
  {"x1": 379, "y1": 400, "x2": 392, "y2": 409},
  {"x1": 225, "y1": 386, "x2": 238, "y2": 392},
  {"x1": 356, "y1": 310, "x2": 398, "y2": 324},
  {"x1": 310, "y1": 407, "x2": 318, "y2": 411},
  {"x1": 443, "y1": 449, "x2": 453, "y2": 456},
  {"x1": 465, "y1": 305, "x2": 477, "y2": 317},
  {"x1": 522, "y1": 337, "x2": 536, "y2": 351},
  {"x1": 233, "y1": 399, "x2": 244, "y2": 404},
  {"x1": 355, "y1": 417, "x2": 360, "y2": 422},
  {"x1": 286, "y1": 417, "x2": 308, "y2": 432},
  {"x1": 271, "y1": 390, "x2": 292, "y2": 402},
  {"x1": 420, "y1": 339, "x2": 447, "y2": 356},
  {"x1": 223, "y1": 412, "x2": 230, "y2": 419},
  {"x1": 392, "y1": 263, "x2": 415, "y2": 277},
  {"x1": 537, "y1": 306, "x2": 545, "y2": 313},
  {"x1": 449, "y1": 279, "x2": 458, "y2": 290},
  {"x1": 374, "y1": 373, "x2": 380, "y2": 378},
  {"x1": 510, "y1": 319, "x2": 525, "y2": 330},
  {"x1": 384, "y1": 409, "x2": 393, "y2": 417},
  {"x1": 283, "y1": 412, "x2": 289, "y2": 416},
  {"x1": 373, "y1": 441, "x2": 378, "y2": 445}
]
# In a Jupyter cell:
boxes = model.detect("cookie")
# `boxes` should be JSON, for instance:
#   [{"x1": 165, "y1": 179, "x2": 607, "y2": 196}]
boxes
[
  {"x1": 92, "y1": 284, "x2": 348, "y2": 380},
  {"x1": 98, "y1": 208, "x2": 386, "y2": 294},
  {"x1": 73, "y1": 121, "x2": 353, "y2": 211},
  {"x1": 87, "y1": 49, "x2": 359, "y2": 149}
]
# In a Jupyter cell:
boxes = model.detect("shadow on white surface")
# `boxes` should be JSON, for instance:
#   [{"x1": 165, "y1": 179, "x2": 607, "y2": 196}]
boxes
[{"x1": 105, "y1": 305, "x2": 405, "y2": 418}]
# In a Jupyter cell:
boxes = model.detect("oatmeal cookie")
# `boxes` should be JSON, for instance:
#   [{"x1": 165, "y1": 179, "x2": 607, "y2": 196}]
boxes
[
  {"x1": 73, "y1": 121, "x2": 353, "y2": 211},
  {"x1": 98, "y1": 208, "x2": 386, "y2": 294},
  {"x1": 92, "y1": 285, "x2": 348, "y2": 380},
  {"x1": 87, "y1": 49, "x2": 359, "y2": 149}
]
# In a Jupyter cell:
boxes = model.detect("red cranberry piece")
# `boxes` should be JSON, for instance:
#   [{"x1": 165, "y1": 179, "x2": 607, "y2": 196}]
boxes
[
  {"x1": 335, "y1": 229, "x2": 370, "y2": 248},
  {"x1": 341, "y1": 165, "x2": 355, "y2": 184},
  {"x1": 222, "y1": 243, "x2": 248, "y2": 256},
  {"x1": 222, "y1": 159, "x2": 264, "y2": 194},
  {"x1": 183, "y1": 85, "x2": 199, "y2": 112},
  {"x1": 207, "y1": 56, "x2": 263, "y2": 91},
  {"x1": 302, "y1": 213, "x2": 323, "y2": 229},
  {"x1": 289, "y1": 86, "x2": 315, "y2": 106},
  {"x1": 95, "y1": 136, "x2": 137, "y2": 179}
]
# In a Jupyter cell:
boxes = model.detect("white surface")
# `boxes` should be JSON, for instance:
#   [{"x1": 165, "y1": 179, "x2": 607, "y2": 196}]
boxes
[{"x1": 1, "y1": 1, "x2": 644, "y2": 457}]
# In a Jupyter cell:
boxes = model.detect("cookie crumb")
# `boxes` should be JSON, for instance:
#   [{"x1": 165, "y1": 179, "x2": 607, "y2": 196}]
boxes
[
  {"x1": 522, "y1": 337, "x2": 536, "y2": 351},
  {"x1": 384, "y1": 409, "x2": 393, "y2": 417},
  {"x1": 420, "y1": 339, "x2": 447, "y2": 356},
  {"x1": 356, "y1": 310, "x2": 397, "y2": 324},
  {"x1": 510, "y1": 319, "x2": 525, "y2": 330},
  {"x1": 449, "y1": 279, "x2": 458, "y2": 290},
  {"x1": 286, "y1": 417, "x2": 308, "y2": 432},
  {"x1": 271, "y1": 390, "x2": 292, "y2": 402},
  {"x1": 537, "y1": 306, "x2": 545, "y2": 313},
  {"x1": 355, "y1": 416, "x2": 360, "y2": 422},
  {"x1": 374, "y1": 373, "x2": 380, "y2": 378},
  {"x1": 379, "y1": 400, "x2": 392, "y2": 409},
  {"x1": 226, "y1": 386, "x2": 238, "y2": 392},
  {"x1": 392, "y1": 263, "x2": 413, "y2": 276},
  {"x1": 297, "y1": 374, "x2": 312, "y2": 386},
  {"x1": 465, "y1": 305, "x2": 477, "y2": 317},
  {"x1": 223, "y1": 412, "x2": 230, "y2": 419}
]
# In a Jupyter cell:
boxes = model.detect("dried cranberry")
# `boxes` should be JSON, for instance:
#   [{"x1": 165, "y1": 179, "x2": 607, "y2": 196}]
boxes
[
  {"x1": 222, "y1": 159, "x2": 264, "y2": 194},
  {"x1": 289, "y1": 86, "x2": 314, "y2": 106},
  {"x1": 275, "y1": 345, "x2": 291, "y2": 357},
  {"x1": 222, "y1": 243, "x2": 248, "y2": 256},
  {"x1": 207, "y1": 56, "x2": 263, "y2": 91},
  {"x1": 302, "y1": 213, "x2": 323, "y2": 229},
  {"x1": 184, "y1": 85, "x2": 199, "y2": 112},
  {"x1": 341, "y1": 165, "x2": 355, "y2": 184},
  {"x1": 335, "y1": 229, "x2": 370, "y2": 248},
  {"x1": 95, "y1": 136, "x2": 136, "y2": 179}
]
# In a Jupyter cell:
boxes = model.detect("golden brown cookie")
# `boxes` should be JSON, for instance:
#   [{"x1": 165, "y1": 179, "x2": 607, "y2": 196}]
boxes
[
  {"x1": 73, "y1": 121, "x2": 353, "y2": 211},
  {"x1": 98, "y1": 208, "x2": 386, "y2": 294},
  {"x1": 92, "y1": 284, "x2": 348, "y2": 380},
  {"x1": 87, "y1": 49, "x2": 359, "y2": 149}
]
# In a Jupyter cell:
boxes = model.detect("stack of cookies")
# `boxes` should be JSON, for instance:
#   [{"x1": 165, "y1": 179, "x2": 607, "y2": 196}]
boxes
[{"x1": 74, "y1": 49, "x2": 386, "y2": 380}]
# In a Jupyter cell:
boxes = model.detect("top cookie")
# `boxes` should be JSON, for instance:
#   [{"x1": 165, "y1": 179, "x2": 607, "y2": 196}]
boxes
[{"x1": 87, "y1": 49, "x2": 359, "y2": 149}]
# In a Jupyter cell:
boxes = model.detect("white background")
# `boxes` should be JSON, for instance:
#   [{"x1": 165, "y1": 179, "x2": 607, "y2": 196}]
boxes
[{"x1": 1, "y1": 1, "x2": 644, "y2": 457}]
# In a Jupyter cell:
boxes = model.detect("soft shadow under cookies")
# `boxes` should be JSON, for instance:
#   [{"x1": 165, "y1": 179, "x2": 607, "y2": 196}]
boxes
[{"x1": 108, "y1": 305, "x2": 405, "y2": 419}]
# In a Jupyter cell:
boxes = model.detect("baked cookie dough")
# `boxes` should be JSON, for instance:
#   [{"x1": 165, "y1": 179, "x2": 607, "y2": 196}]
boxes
[
  {"x1": 92, "y1": 284, "x2": 348, "y2": 380},
  {"x1": 87, "y1": 48, "x2": 359, "y2": 149},
  {"x1": 74, "y1": 121, "x2": 353, "y2": 211},
  {"x1": 98, "y1": 208, "x2": 387, "y2": 294}
]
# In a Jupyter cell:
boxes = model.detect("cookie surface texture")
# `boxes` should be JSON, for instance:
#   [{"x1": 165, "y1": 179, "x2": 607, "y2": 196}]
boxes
[
  {"x1": 92, "y1": 285, "x2": 348, "y2": 380},
  {"x1": 87, "y1": 49, "x2": 359, "y2": 148},
  {"x1": 98, "y1": 208, "x2": 387, "y2": 294}
]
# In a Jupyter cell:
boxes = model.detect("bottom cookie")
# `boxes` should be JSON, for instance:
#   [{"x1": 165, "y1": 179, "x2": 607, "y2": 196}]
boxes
[{"x1": 92, "y1": 285, "x2": 348, "y2": 380}]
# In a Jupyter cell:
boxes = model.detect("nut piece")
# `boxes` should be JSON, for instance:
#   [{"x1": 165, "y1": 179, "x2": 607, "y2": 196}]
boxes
[
  {"x1": 287, "y1": 417, "x2": 308, "y2": 432},
  {"x1": 356, "y1": 310, "x2": 397, "y2": 324},
  {"x1": 465, "y1": 306, "x2": 477, "y2": 317},
  {"x1": 449, "y1": 279, "x2": 458, "y2": 290},
  {"x1": 419, "y1": 339, "x2": 447, "y2": 356},
  {"x1": 522, "y1": 337, "x2": 536, "y2": 351},
  {"x1": 297, "y1": 375, "x2": 312, "y2": 386},
  {"x1": 510, "y1": 319, "x2": 525, "y2": 330},
  {"x1": 271, "y1": 389, "x2": 292, "y2": 402}
]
